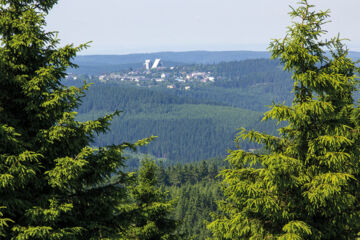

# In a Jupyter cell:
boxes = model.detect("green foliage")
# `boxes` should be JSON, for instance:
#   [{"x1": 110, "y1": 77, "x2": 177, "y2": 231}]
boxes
[
  {"x1": 119, "y1": 159, "x2": 178, "y2": 240},
  {"x1": 75, "y1": 83, "x2": 279, "y2": 163},
  {"x1": 0, "y1": 1, "x2": 145, "y2": 239},
  {"x1": 208, "y1": 1, "x2": 360, "y2": 239},
  {"x1": 156, "y1": 159, "x2": 225, "y2": 240}
]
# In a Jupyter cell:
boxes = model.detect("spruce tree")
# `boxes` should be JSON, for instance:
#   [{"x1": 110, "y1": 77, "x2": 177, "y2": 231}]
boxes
[
  {"x1": 0, "y1": 1, "x2": 153, "y2": 239},
  {"x1": 208, "y1": 1, "x2": 360, "y2": 239},
  {"x1": 120, "y1": 159, "x2": 178, "y2": 240}
]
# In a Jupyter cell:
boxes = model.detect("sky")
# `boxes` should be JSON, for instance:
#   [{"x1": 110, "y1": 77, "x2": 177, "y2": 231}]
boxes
[{"x1": 45, "y1": 0, "x2": 360, "y2": 55}]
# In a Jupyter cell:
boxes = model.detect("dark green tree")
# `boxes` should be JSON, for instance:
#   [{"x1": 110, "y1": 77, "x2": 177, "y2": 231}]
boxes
[
  {"x1": 0, "y1": 1, "x2": 153, "y2": 239},
  {"x1": 120, "y1": 159, "x2": 178, "y2": 240},
  {"x1": 208, "y1": 1, "x2": 360, "y2": 239}
]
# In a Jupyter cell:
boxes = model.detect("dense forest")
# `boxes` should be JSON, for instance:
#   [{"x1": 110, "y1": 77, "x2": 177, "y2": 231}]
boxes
[
  {"x1": 129, "y1": 156, "x2": 225, "y2": 240},
  {"x1": 163, "y1": 159, "x2": 223, "y2": 240},
  {"x1": 73, "y1": 59, "x2": 293, "y2": 163}
]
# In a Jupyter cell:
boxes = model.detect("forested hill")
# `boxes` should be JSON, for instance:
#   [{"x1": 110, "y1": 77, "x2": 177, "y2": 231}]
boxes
[
  {"x1": 76, "y1": 85, "x2": 272, "y2": 163},
  {"x1": 75, "y1": 54, "x2": 358, "y2": 163},
  {"x1": 74, "y1": 50, "x2": 360, "y2": 66},
  {"x1": 77, "y1": 84, "x2": 219, "y2": 114},
  {"x1": 70, "y1": 51, "x2": 271, "y2": 74},
  {"x1": 70, "y1": 50, "x2": 360, "y2": 75},
  {"x1": 75, "y1": 50, "x2": 271, "y2": 65},
  {"x1": 74, "y1": 58, "x2": 293, "y2": 163}
]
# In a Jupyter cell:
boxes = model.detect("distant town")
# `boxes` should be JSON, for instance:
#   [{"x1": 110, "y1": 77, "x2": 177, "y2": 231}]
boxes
[{"x1": 65, "y1": 59, "x2": 216, "y2": 90}]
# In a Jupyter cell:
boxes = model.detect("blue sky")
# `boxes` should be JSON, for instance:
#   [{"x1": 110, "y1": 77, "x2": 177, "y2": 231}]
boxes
[{"x1": 45, "y1": 0, "x2": 360, "y2": 55}]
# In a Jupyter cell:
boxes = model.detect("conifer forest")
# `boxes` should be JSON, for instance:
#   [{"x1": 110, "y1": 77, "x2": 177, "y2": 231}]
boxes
[{"x1": 0, "y1": 0, "x2": 359, "y2": 239}]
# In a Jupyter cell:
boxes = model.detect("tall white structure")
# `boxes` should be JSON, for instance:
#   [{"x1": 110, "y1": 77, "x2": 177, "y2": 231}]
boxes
[
  {"x1": 151, "y1": 58, "x2": 161, "y2": 69},
  {"x1": 144, "y1": 59, "x2": 151, "y2": 70}
]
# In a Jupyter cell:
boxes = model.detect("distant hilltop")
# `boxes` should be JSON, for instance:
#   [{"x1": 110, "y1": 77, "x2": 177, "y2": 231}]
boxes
[
  {"x1": 74, "y1": 50, "x2": 272, "y2": 66},
  {"x1": 70, "y1": 50, "x2": 360, "y2": 75}
]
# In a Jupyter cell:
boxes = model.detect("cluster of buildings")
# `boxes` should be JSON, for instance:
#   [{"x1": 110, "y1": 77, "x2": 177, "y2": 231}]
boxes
[
  {"x1": 175, "y1": 72, "x2": 215, "y2": 83},
  {"x1": 66, "y1": 58, "x2": 216, "y2": 91}
]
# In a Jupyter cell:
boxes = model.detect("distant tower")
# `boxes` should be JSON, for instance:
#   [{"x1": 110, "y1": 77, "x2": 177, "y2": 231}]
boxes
[
  {"x1": 151, "y1": 58, "x2": 161, "y2": 69},
  {"x1": 145, "y1": 59, "x2": 151, "y2": 70}
]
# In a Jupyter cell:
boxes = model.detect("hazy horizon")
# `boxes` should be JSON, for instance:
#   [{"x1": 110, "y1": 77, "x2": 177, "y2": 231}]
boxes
[
  {"x1": 46, "y1": 0, "x2": 360, "y2": 55},
  {"x1": 75, "y1": 49, "x2": 360, "y2": 57}
]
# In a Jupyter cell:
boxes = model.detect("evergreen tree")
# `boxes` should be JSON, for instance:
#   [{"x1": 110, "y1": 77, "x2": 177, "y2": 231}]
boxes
[
  {"x1": 120, "y1": 159, "x2": 178, "y2": 240},
  {"x1": 158, "y1": 161, "x2": 170, "y2": 186},
  {"x1": 198, "y1": 161, "x2": 209, "y2": 180},
  {"x1": 208, "y1": 1, "x2": 360, "y2": 239},
  {"x1": 0, "y1": 1, "x2": 153, "y2": 239}
]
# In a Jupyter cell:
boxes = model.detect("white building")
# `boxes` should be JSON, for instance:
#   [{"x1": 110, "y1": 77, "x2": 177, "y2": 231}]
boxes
[
  {"x1": 145, "y1": 59, "x2": 151, "y2": 70},
  {"x1": 151, "y1": 58, "x2": 161, "y2": 69},
  {"x1": 192, "y1": 72, "x2": 206, "y2": 77},
  {"x1": 99, "y1": 75, "x2": 106, "y2": 82}
]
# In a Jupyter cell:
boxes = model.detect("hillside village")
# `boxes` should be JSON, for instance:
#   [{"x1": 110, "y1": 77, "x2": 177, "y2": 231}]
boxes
[{"x1": 66, "y1": 59, "x2": 216, "y2": 90}]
